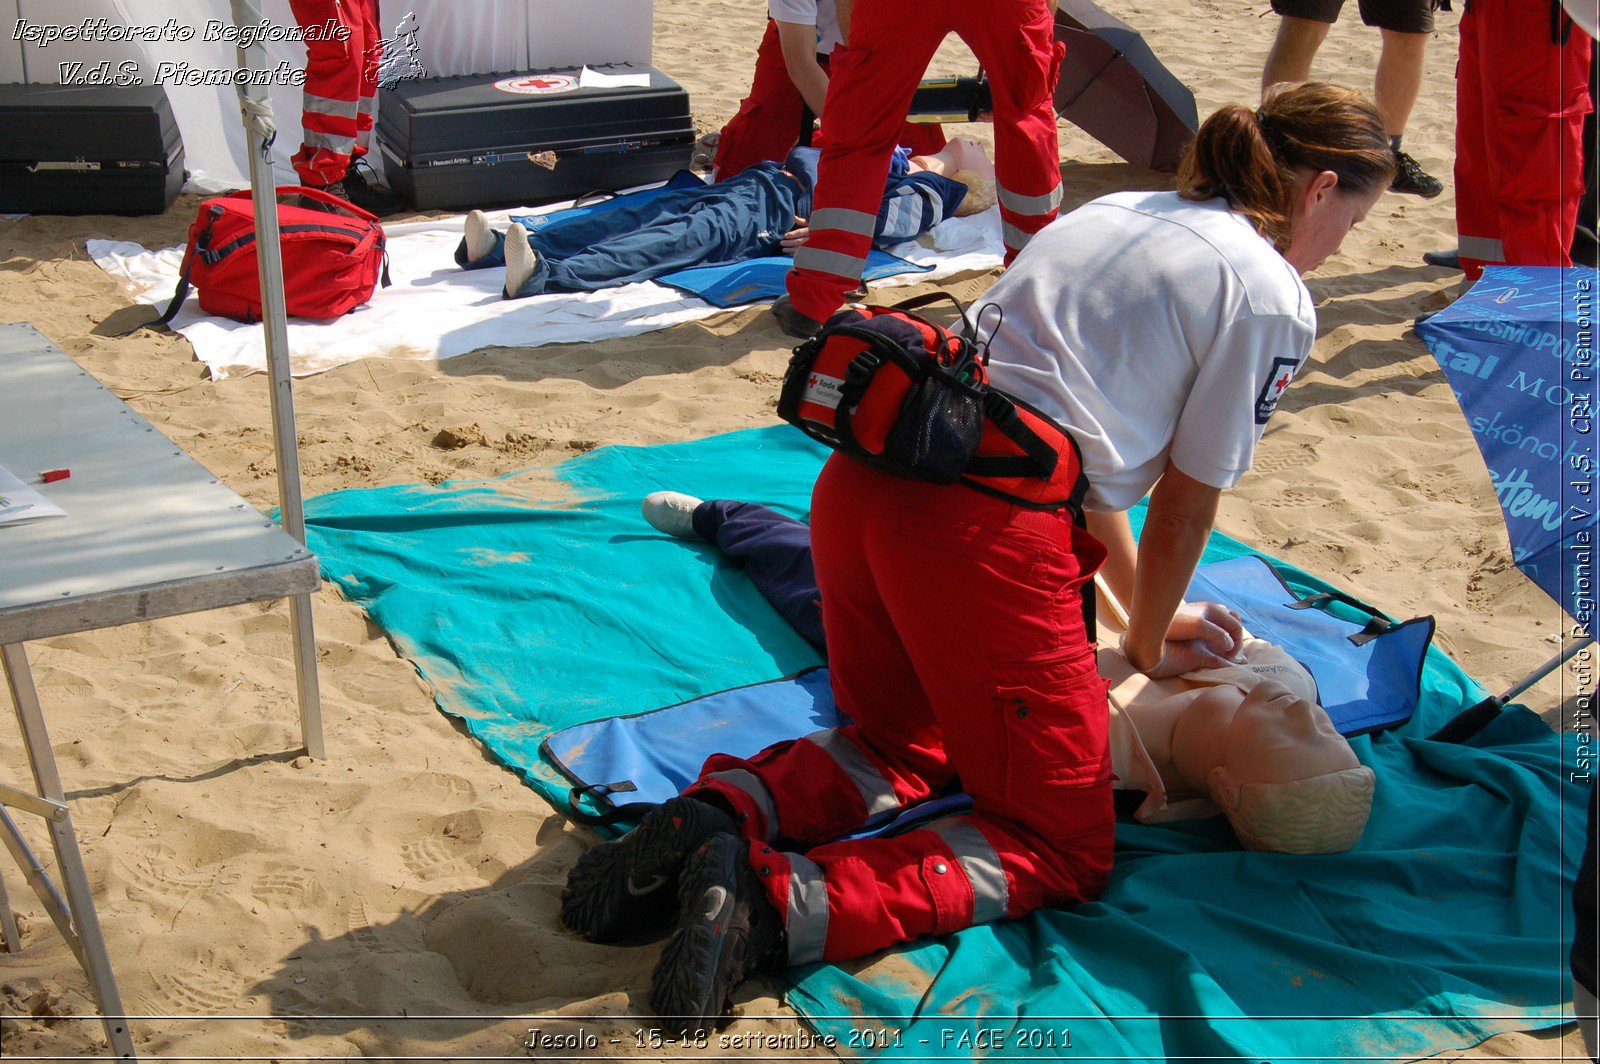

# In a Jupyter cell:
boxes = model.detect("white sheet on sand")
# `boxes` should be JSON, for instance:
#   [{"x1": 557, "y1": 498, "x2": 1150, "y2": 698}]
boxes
[{"x1": 89, "y1": 202, "x2": 1006, "y2": 381}]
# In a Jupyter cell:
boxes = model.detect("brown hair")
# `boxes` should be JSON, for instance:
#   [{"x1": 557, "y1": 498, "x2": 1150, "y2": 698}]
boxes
[{"x1": 1177, "y1": 82, "x2": 1394, "y2": 252}]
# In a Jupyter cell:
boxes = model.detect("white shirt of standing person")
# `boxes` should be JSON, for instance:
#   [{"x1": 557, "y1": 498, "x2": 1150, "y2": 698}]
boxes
[
  {"x1": 981, "y1": 190, "x2": 1317, "y2": 513},
  {"x1": 768, "y1": 0, "x2": 843, "y2": 53}
]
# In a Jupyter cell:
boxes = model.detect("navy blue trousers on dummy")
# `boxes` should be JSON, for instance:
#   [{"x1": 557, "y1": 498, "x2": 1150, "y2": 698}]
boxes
[
  {"x1": 455, "y1": 164, "x2": 803, "y2": 295},
  {"x1": 693, "y1": 501, "x2": 824, "y2": 649}
]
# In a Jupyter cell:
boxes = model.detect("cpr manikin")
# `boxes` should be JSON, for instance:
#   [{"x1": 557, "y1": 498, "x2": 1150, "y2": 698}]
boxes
[{"x1": 1097, "y1": 611, "x2": 1376, "y2": 855}]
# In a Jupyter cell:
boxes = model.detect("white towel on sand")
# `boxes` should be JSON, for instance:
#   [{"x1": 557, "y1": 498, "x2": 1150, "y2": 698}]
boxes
[{"x1": 90, "y1": 202, "x2": 1005, "y2": 380}]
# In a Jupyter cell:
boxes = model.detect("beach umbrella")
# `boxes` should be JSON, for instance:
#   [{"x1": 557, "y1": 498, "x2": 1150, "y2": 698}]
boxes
[
  {"x1": 1415, "y1": 266, "x2": 1597, "y2": 740},
  {"x1": 1052, "y1": 0, "x2": 1198, "y2": 172},
  {"x1": 226, "y1": 0, "x2": 325, "y2": 757}
]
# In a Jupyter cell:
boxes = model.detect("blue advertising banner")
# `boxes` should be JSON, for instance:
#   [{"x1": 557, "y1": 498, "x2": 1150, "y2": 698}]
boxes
[{"x1": 1417, "y1": 266, "x2": 1599, "y2": 636}]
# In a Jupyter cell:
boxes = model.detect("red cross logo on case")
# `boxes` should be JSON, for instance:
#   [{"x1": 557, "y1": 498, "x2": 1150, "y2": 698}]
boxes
[{"x1": 493, "y1": 74, "x2": 579, "y2": 96}]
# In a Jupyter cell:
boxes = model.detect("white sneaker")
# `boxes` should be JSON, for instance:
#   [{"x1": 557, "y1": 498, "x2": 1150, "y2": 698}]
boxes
[
  {"x1": 641, "y1": 491, "x2": 705, "y2": 539},
  {"x1": 503, "y1": 222, "x2": 541, "y2": 298},
  {"x1": 464, "y1": 209, "x2": 495, "y2": 262}
]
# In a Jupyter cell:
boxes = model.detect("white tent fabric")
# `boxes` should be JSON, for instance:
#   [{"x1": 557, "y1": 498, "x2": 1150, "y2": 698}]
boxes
[
  {"x1": 88, "y1": 207, "x2": 1008, "y2": 379},
  {"x1": 1, "y1": 0, "x2": 653, "y2": 189}
]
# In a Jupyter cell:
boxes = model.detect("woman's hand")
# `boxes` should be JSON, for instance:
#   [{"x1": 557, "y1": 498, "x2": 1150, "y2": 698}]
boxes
[
  {"x1": 1166, "y1": 600, "x2": 1245, "y2": 658},
  {"x1": 781, "y1": 217, "x2": 811, "y2": 252},
  {"x1": 1121, "y1": 601, "x2": 1246, "y2": 679}
]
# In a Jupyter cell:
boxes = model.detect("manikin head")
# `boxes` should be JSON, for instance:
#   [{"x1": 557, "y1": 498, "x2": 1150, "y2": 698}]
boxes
[
  {"x1": 911, "y1": 137, "x2": 997, "y2": 217},
  {"x1": 1173, "y1": 680, "x2": 1376, "y2": 854}
]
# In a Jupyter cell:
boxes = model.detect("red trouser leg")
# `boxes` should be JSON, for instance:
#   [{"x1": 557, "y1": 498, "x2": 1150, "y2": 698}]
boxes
[
  {"x1": 354, "y1": 0, "x2": 382, "y2": 163},
  {"x1": 785, "y1": 2, "x2": 953, "y2": 322},
  {"x1": 290, "y1": 0, "x2": 365, "y2": 187},
  {"x1": 691, "y1": 457, "x2": 1115, "y2": 965},
  {"x1": 1458, "y1": 0, "x2": 1593, "y2": 280},
  {"x1": 715, "y1": 21, "x2": 809, "y2": 179},
  {"x1": 715, "y1": 22, "x2": 947, "y2": 182},
  {"x1": 952, "y1": 1, "x2": 1063, "y2": 262}
]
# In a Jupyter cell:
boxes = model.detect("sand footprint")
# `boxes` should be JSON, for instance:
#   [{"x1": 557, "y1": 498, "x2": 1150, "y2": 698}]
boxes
[
  {"x1": 399, "y1": 837, "x2": 473, "y2": 883},
  {"x1": 140, "y1": 955, "x2": 245, "y2": 1016},
  {"x1": 248, "y1": 869, "x2": 321, "y2": 907},
  {"x1": 121, "y1": 845, "x2": 242, "y2": 907}
]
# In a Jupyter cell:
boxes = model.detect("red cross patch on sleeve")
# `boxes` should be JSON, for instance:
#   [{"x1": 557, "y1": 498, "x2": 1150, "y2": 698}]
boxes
[{"x1": 1255, "y1": 357, "x2": 1300, "y2": 425}]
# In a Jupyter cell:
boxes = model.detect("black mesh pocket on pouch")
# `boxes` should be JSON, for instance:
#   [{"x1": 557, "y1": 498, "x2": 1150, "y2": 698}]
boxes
[{"x1": 884, "y1": 372, "x2": 985, "y2": 483}]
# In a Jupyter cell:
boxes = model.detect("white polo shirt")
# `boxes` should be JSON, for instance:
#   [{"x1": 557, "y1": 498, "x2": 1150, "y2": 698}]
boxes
[
  {"x1": 768, "y1": 0, "x2": 843, "y2": 54},
  {"x1": 982, "y1": 191, "x2": 1315, "y2": 512}
]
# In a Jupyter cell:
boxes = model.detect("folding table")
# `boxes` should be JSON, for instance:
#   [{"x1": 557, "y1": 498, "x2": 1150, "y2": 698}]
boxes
[{"x1": 0, "y1": 323, "x2": 322, "y2": 1058}]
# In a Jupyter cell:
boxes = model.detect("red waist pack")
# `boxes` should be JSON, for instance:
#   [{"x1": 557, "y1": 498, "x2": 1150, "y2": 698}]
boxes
[
  {"x1": 776, "y1": 293, "x2": 1089, "y2": 512},
  {"x1": 158, "y1": 185, "x2": 388, "y2": 325}
]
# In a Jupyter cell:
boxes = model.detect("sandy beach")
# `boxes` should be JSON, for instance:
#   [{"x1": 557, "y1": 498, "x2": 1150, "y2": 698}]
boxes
[{"x1": 0, "y1": 0, "x2": 1591, "y2": 1059}]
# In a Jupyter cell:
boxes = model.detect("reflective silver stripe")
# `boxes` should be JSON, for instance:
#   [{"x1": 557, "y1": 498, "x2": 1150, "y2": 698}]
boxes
[
  {"x1": 927, "y1": 818, "x2": 1009, "y2": 925},
  {"x1": 1459, "y1": 235, "x2": 1505, "y2": 263},
  {"x1": 1002, "y1": 220, "x2": 1037, "y2": 253},
  {"x1": 804, "y1": 729, "x2": 900, "y2": 819},
  {"x1": 303, "y1": 93, "x2": 360, "y2": 119},
  {"x1": 303, "y1": 130, "x2": 358, "y2": 154},
  {"x1": 794, "y1": 245, "x2": 869, "y2": 280},
  {"x1": 702, "y1": 769, "x2": 779, "y2": 841},
  {"x1": 810, "y1": 207, "x2": 877, "y2": 237},
  {"x1": 785, "y1": 852, "x2": 831, "y2": 964},
  {"x1": 357, "y1": 94, "x2": 377, "y2": 116},
  {"x1": 997, "y1": 182, "x2": 1062, "y2": 216}
]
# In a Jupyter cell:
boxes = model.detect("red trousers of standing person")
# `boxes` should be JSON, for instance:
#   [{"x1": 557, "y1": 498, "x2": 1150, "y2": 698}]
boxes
[
  {"x1": 1456, "y1": 0, "x2": 1593, "y2": 280},
  {"x1": 713, "y1": 19, "x2": 947, "y2": 180},
  {"x1": 290, "y1": 0, "x2": 382, "y2": 188},
  {"x1": 684, "y1": 456, "x2": 1114, "y2": 965},
  {"x1": 785, "y1": 0, "x2": 1064, "y2": 323}
]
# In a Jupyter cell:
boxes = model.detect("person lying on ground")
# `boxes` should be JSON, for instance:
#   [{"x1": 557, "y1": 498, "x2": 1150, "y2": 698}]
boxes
[
  {"x1": 453, "y1": 137, "x2": 997, "y2": 300},
  {"x1": 626, "y1": 491, "x2": 1374, "y2": 856}
]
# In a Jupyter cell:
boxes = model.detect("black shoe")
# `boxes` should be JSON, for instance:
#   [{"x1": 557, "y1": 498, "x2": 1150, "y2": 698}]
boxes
[
  {"x1": 1391, "y1": 150, "x2": 1444, "y2": 199},
  {"x1": 649, "y1": 832, "x2": 785, "y2": 1036},
  {"x1": 342, "y1": 163, "x2": 409, "y2": 217},
  {"x1": 1422, "y1": 248, "x2": 1461, "y2": 270},
  {"x1": 771, "y1": 294, "x2": 824, "y2": 339},
  {"x1": 296, "y1": 180, "x2": 349, "y2": 212},
  {"x1": 560, "y1": 795, "x2": 737, "y2": 943}
]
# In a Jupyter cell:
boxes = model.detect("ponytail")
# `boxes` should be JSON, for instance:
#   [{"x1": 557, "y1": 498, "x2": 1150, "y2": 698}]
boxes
[{"x1": 1177, "y1": 82, "x2": 1394, "y2": 252}]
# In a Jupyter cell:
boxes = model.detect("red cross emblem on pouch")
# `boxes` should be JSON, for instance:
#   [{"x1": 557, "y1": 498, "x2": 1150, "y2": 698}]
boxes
[
  {"x1": 1255, "y1": 356, "x2": 1301, "y2": 425},
  {"x1": 493, "y1": 74, "x2": 579, "y2": 96}
]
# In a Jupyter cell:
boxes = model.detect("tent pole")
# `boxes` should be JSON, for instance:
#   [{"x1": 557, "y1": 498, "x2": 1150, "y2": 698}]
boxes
[
  {"x1": 229, "y1": 0, "x2": 325, "y2": 759},
  {"x1": 1499, "y1": 635, "x2": 1595, "y2": 705}
]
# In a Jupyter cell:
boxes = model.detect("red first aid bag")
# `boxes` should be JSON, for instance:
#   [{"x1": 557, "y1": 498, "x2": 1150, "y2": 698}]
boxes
[
  {"x1": 157, "y1": 185, "x2": 388, "y2": 325},
  {"x1": 777, "y1": 293, "x2": 1089, "y2": 512}
]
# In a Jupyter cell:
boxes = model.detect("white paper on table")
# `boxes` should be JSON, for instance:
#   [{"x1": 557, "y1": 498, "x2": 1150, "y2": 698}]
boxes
[
  {"x1": 579, "y1": 66, "x2": 651, "y2": 88},
  {"x1": 0, "y1": 465, "x2": 66, "y2": 526}
]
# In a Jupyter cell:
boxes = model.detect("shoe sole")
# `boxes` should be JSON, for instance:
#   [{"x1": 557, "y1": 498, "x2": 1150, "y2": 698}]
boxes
[
  {"x1": 559, "y1": 796, "x2": 734, "y2": 943},
  {"x1": 648, "y1": 833, "x2": 749, "y2": 1036}
]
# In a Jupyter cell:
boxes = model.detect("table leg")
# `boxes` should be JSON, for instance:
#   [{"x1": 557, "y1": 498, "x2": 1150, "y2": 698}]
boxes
[
  {"x1": 289, "y1": 591, "x2": 324, "y2": 759},
  {"x1": 2, "y1": 642, "x2": 137, "y2": 1059},
  {"x1": 0, "y1": 858, "x2": 18, "y2": 952}
]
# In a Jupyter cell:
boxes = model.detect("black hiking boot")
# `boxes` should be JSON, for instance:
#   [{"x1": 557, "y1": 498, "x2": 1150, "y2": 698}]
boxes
[
  {"x1": 1390, "y1": 150, "x2": 1444, "y2": 199},
  {"x1": 649, "y1": 831, "x2": 786, "y2": 1037},
  {"x1": 342, "y1": 163, "x2": 409, "y2": 217},
  {"x1": 560, "y1": 795, "x2": 737, "y2": 943}
]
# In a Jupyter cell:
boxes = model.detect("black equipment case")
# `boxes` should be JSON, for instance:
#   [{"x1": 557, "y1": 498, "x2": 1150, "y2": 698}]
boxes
[
  {"x1": 377, "y1": 63, "x2": 695, "y2": 210},
  {"x1": 0, "y1": 83, "x2": 185, "y2": 215}
]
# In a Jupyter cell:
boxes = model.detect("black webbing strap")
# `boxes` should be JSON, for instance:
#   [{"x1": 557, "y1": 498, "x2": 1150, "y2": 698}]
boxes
[
  {"x1": 564, "y1": 781, "x2": 657, "y2": 828},
  {"x1": 1288, "y1": 588, "x2": 1399, "y2": 645},
  {"x1": 965, "y1": 390, "x2": 1060, "y2": 479}
]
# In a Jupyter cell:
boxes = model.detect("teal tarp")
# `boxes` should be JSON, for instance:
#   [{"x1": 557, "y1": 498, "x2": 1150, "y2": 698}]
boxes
[{"x1": 303, "y1": 426, "x2": 1586, "y2": 1063}]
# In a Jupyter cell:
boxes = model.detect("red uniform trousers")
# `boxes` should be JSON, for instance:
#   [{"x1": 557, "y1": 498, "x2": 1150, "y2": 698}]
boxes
[
  {"x1": 785, "y1": 0, "x2": 1064, "y2": 323},
  {"x1": 713, "y1": 19, "x2": 946, "y2": 180},
  {"x1": 685, "y1": 456, "x2": 1115, "y2": 965},
  {"x1": 290, "y1": 0, "x2": 382, "y2": 188},
  {"x1": 1455, "y1": 0, "x2": 1593, "y2": 280}
]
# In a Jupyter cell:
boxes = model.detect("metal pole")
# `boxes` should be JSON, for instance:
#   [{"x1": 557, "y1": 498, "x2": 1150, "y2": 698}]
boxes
[
  {"x1": 1499, "y1": 635, "x2": 1596, "y2": 705},
  {"x1": 230, "y1": 0, "x2": 325, "y2": 758}
]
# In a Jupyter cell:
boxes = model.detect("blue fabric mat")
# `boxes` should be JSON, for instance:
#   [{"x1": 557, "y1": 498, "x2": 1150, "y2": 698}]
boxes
[
  {"x1": 302, "y1": 426, "x2": 1584, "y2": 1063},
  {"x1": 512, "y1": 173, "x2": 930, "y2": 308}
]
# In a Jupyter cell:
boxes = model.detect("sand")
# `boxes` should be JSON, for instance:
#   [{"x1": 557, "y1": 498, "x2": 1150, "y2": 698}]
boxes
[{"x1": 0, "y1": 0, "x2": 1590, "y2": 1059}]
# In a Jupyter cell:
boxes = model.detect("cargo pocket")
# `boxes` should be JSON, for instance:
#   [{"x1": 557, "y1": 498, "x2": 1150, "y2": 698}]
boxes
[{"x1": 993, "y1": 655, "x2": 1110, "y2": 808}]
